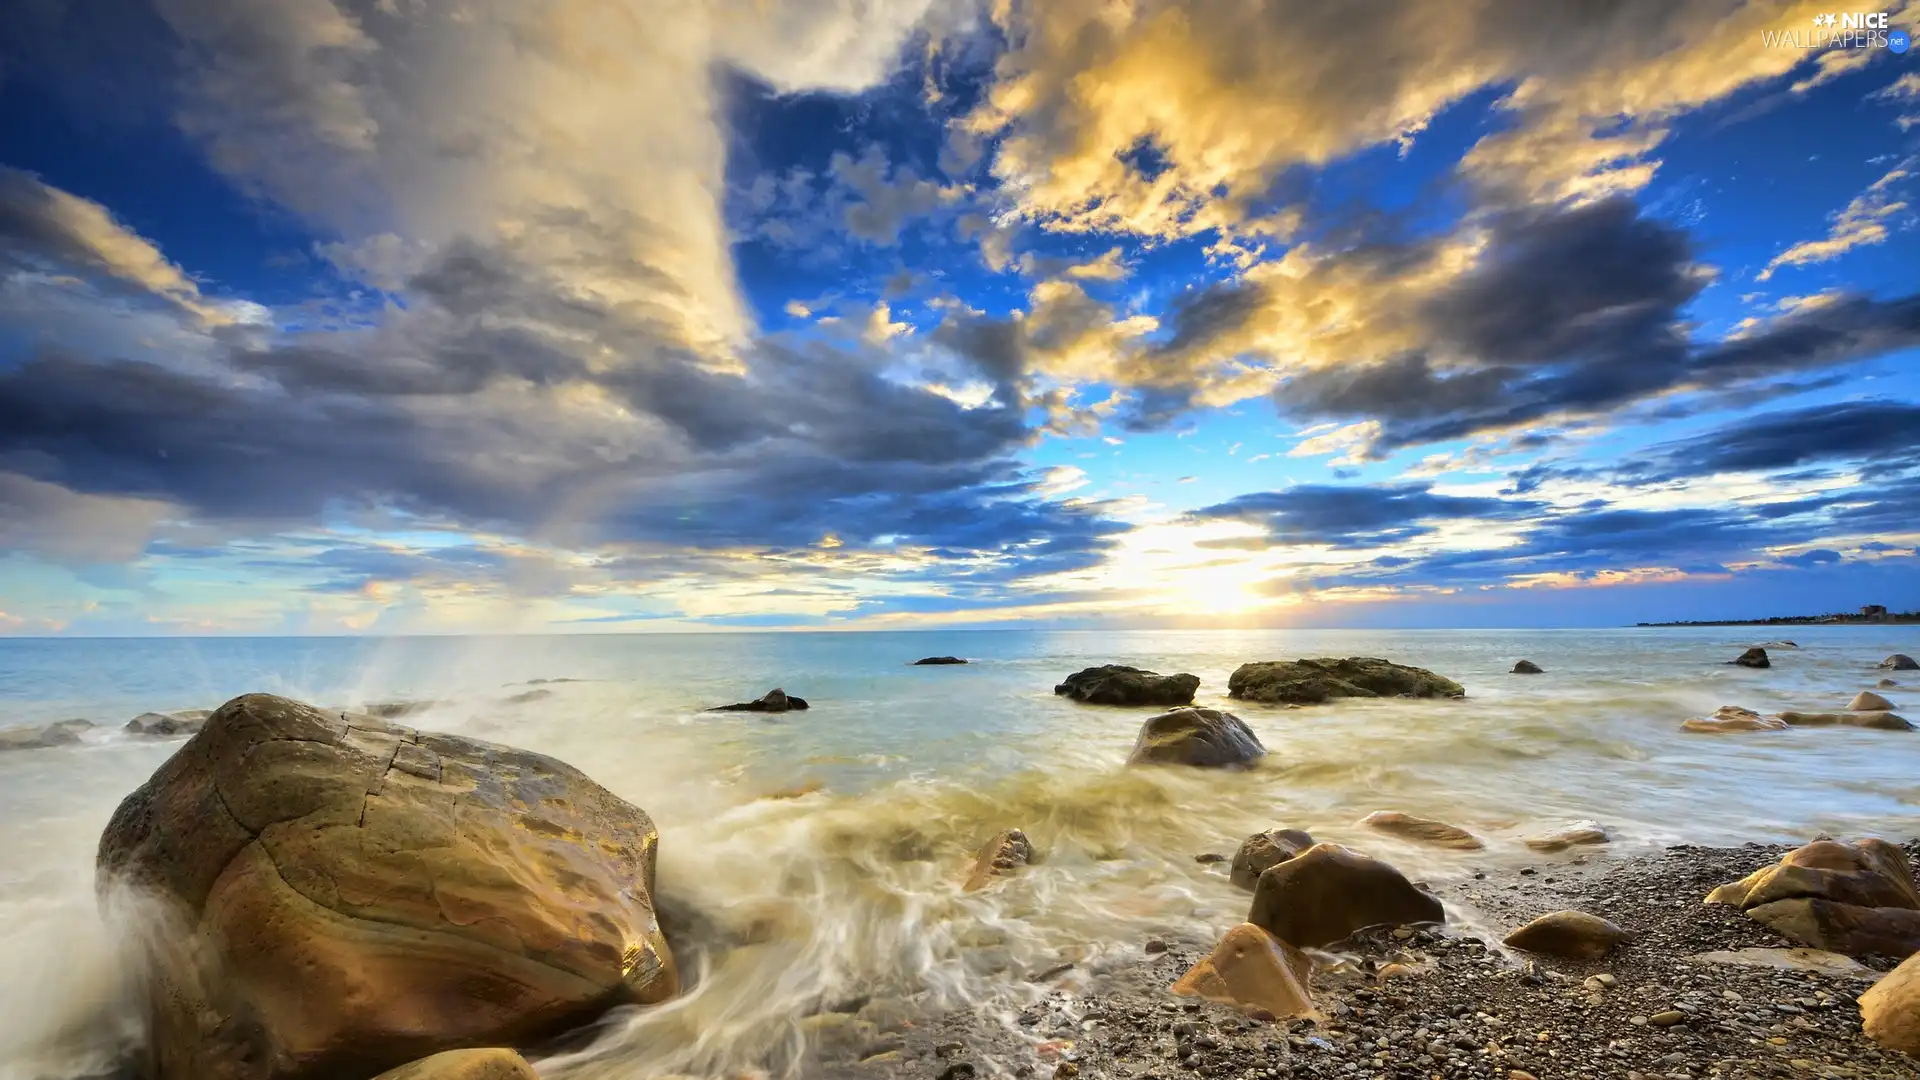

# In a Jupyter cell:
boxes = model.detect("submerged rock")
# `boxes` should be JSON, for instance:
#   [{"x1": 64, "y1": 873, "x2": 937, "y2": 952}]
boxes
[
  {"x1": 1230, "y1": 828, "x2": 1316, "y2": 891},
  {"x1": 1249, "y1": 843, "x2": 1444, "y2": 948},
  {"x1": 1731, "y1": 647, "x2": 1771, "y2": 669},
  {"x1": 1170, "y1": 923, "x2": 1316, "y2": 1020},
  {"x1": 1861, "y1": 952, "x2": 1920, "y2": 1056},
  {"x1": 1882, "y1": 654, "x2": 1918, "y2": 671},
  {"x1": 1226, "y1": 657, "x2": 1464, "y2": 705},
  {"x1": 125, "y1": 710, "x2": 211, "y2": 737},
  {"x1": 1510, "y1": 659, "x2": 1544, "y2": 674},
  {"x1": 710, "y1": 688, "x2": 809, "y2": 712},
  {"x1": 1681, "y1": 705, "x2": 1786, "y2": 733},
  {"x1": 1881, "y1": 679, "x2": 1902, "y2": 689},
  {"x1": 371, "y1": 1050, "x2": 538, "y2": 1080},
  {"x1": 1779, "y1": 710, "x2": 1913, "y2": 731},
  {"x1": 1126, "y1": 707, "x2": 1264, "y2": 768},
  {"x1": 98, "y1": 692, "x2": 678, "y2": 1080},
  {"x1": 1053, "y1": 665, "x2": 1199, "y2": 706},
  {"x1": 962, "y1": 829, "x2": 1033, "y2": 893},
  {"x1": 1525, "y1": 820, "x2": 1610, "y2": 853},
  {"x1": 913, "y1": 656, "x2": 968, "y2": 666},
  {"x1": 1359, "y1": 810, "x2": 1483, "y2": 851},
  {"x1": 1706, "y1": 838, "x2": 1920, "y2": 957},
  {"x1": 1851, "y1": 690, "x2": 1898, "y2": 712},
  {"x1": 0, "y1": 718, "x2": 92, "y2": 751},
  {"x1": 1503, "y1": 910, "x2": 1631, "y2": 959}
]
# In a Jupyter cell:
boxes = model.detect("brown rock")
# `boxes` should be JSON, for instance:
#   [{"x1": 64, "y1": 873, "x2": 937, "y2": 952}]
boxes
[
  {"x1": 1227, "y1": 657, "x2": 1463, "y2": 704},
  {"x1": 97, "y1": 693, "x2": 677, "y2": 1080},
  {"x1": 1525, "y1": 821, "x2": 1609, "y2": 853},
  {"x1": 1360, "y1": 811, "x2": 1483, "y2": 851},
  {"x1": 1861, "y1": 951, "x2": 1920, "y2": 1056},
  {"x1": 1053, "y1": 665, "x2": 1199, "y2": 706},
  {"x1": 1510, "y1": 660, "x2": 1543, "y2": 674},
  {"x1": 1249, "y1": 843, "x2": 1444, "y2": 948},
  {"x1": 0, "y1": 718, "x2": 92, "y2": 751},
  {"x1": 1706, "y1": 838, "x2": 1920, "y2": 957},
  {"x1": 1779, "y1": 710, "x2": 1913, "y2": 731},
  {"x1": 1503, "y1": 910, "x2": 1632, "y2": 959},
  {"x1": 1229, "y1": 828, "x2": 1315, "y2": 891},
  {"x1": 1169, "y1": 923, "x2": 1315, "y2": 1020},
  {"x1": 1126, "y1": 707, "x2": 1265, "y2": 768},
  {"x1": 1881, "y1": 679, "x2": 1902, "y2": 689},
  {"x1": 963, "y1": 829, "x2": 1033, "y2": 892},
  {"x1": 1744, "y1": 899, "x2": 1920, "y2": 957},
  {"x1": 1681, "y1": 705, "x2": 1786, "y2": 733},
  {"x1": 1732, "y1": 647, "x2": 1770, "y2": 668},
  {"x1": 371, "y1": 1050, "x2": 538, "y2": 1080},
  {"x1": 710, "y1": 688, "x2": 809, "y2": 712},
  {"x1": 1686, "y1": 947, "x2": 1871, "y2": 976},
  {"x1": 1851, "y1": 690, "x2": 1898, "y2": 711}
]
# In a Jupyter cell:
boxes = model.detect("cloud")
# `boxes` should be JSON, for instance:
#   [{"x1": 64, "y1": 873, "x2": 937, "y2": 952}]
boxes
[
  {"x1": 1758, "y1": 158, "x2": 1913, "y2": 279},
  {"x1": 1629, "y1": 399, "x2": 1920, "y2": 481},
  {"x1": 0, "y1": 471, "x2": 175, "y2": 565},
  {"x1": 1188, "y1": 482, "x2": 1545, "y2": 549}
]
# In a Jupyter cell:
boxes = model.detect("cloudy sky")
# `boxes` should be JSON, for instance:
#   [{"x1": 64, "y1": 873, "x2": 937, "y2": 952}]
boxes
[{"x1": 0, "y1": 0, "x2": 1917, "y2": 635}]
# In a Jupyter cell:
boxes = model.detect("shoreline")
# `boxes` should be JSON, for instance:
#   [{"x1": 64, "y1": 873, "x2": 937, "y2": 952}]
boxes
[{"x1": 828, "y1": 840, "x2": 1920, "y2": 1080}]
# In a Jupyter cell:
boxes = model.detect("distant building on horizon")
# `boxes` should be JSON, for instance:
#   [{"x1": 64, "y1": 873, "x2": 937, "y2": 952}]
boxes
[{"x1": 1862, "y1": 604, "x2": 1889, "y2": 620}]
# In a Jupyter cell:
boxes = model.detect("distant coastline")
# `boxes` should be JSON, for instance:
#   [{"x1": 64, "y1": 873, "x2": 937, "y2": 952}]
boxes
[{"x1": 1636, "y1": 611, "x2": 1920, "y2": 627}]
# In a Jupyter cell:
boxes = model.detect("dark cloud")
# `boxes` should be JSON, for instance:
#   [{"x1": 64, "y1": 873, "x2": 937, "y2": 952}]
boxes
[
  {"x1": 1188, "y1": 482, "x2": 1546, "y2": 548},
  {"x1": 1780, "y1": 548, "x2": 1843, "y2": 568},
  {"x1": 1628, "y1": 399, "x2": 1920, "y2": 482}
]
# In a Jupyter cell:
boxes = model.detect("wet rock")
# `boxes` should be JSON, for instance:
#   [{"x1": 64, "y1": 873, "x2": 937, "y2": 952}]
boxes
[
  {"x1": 98, "y1": 693, "x2": 677, "y2": 1080},
  {"x1": 1169, "y1": 923, "x2": 1316, "y2": 1020},
  {"x1": 1524, "y1": 820, "x2": 1609, "y2": 853},
  {"x1": 1249, "y1": 843, "x2": 1444, "y2": 948},
  {"x1": 1054, "y1": 665, "x2": 1200, "y2": 706},
  {"x1": 370, "y1": 1049, "x2": 537, "y2": 1080},
  {"x1": 1706, "y1": 838, "x2": 1920, "y2": 956},
  {"x1": 0, "y1": 718, "x2": 92, "y2": 751},
  {"x1": 1359, "y1": 811, "x2": 1483, "y2": 851},
  {"x1": 1229, "y1": 828, "x2": 1316, "y2": 891},
  {"x1": 1850, "y1": 690, "x2": 1898, "y2": 711},
  {"x1": 1193, "y1": 852, "x2": 1227, "y2": 863},
  {"x1": 1860, "y1": 951, "x2": 1920, "y2": 1056},
  {"x1": 1227, "y1": 657, "x2": 1464, "y2": 705},
  {"x1": 1502, "y1": 910, "x2": 1632, "y2": 959},
  {"x1": 1759, "y1": 640, "x2": 1799, "y2": 649},
  {"x1": 710, "y1": 688, "x2": 809, "y2": 712},
  {"x1": 361, "y1": 699, "x2": 436, "y2": 719},
  {"x1": 914, "y1": 656, "x2": 968, "y2": 665},
  {"x1": 1882, "y1": 654, "x2": 1919, "y2": 670},
  {"x1": 1731, "y1": 647, "x2": 1771, "y2": 669},
  {"x1": 1881, "y1": 678, "x2": 1902, "y2": 689},
  {"x1": 1510, "y1": 660, "x2": 1543, "y2": 674},
  {"x1": 1685, "y1": 947, "x2": 1871, "y2": 975},
  {"x1": 1778, "y1": 710, "x2": 1913, "y2": 731},
  {"x1": 125, "y1": 710, "x2": 212, "y2": 737},
  {"x1": 1681, "y1": 705, "x2": 1786, "y2": 733},
  {"x1": 963, "y1": 829, "x2": 1033, "y2": 892},
  {"x1": 1126, "y1": 707, "x2": 1264, "y2": 768}
]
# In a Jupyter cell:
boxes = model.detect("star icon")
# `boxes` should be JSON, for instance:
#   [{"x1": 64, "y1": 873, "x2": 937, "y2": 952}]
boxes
[
  {"x1": 1813, "y1": 13, "x2": 1824, "y2": 23},
  {"x1": 1824, "y1": 13, "x2": 1839, "y2": 26}
]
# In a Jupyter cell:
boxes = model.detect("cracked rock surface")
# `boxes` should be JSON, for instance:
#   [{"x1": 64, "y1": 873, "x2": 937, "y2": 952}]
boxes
[{"x1": 97, "y1": 692, "x2": 676, "y2": 1080}]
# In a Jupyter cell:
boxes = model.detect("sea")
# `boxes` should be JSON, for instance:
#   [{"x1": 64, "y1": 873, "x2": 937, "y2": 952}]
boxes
[{"x1": 1, "y1": 627, "x2": 1916, "y2": 1078}]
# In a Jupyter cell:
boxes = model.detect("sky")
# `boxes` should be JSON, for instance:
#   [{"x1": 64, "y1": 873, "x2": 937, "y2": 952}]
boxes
[{"x1": 0, "y1": 0, "x2": 1917, "y2": 635}]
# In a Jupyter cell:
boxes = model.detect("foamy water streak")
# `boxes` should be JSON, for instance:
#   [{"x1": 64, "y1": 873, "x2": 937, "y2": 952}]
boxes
[{"x1": 1, "y1": 628, "x2": 1916, "y2": 1077}]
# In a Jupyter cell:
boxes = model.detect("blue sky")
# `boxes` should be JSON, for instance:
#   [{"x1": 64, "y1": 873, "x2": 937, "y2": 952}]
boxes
[{"x1": 0, "y1": 0, "x2": 1917, "y2": 634}]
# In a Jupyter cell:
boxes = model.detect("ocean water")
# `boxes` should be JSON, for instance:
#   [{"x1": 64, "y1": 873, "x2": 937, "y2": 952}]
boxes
[{"x1": 1, "y1": 627, "x2": 1917, "y2": 1078}]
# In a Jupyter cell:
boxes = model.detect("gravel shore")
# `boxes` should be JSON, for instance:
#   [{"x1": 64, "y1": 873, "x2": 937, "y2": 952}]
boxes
[{"x1": 824, "y1": 841, "x2": 1920, "y2": 1080}]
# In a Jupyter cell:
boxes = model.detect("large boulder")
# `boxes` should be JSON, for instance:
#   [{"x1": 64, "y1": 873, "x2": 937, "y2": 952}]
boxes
[
  {"x1": 1705, "y1": 839, "x2": 1920, "y2": 957},
  {"x1": 962, "y1": 829, "x2": 1033, "y2": 892},
  {"x1": 1503, "y1": 910, "x2": 1632, "y2": 959},
  {"x1": 1054, "y1": 665, "x2": 1200, "y2": 706},
  {"x1": 1778, "y1": 710, "x2": 1913, "y2": 731},
  {"x1": 1230, "y1": 828, "x2": 1316, "y2": 891},
  {"x1": 1852, "y1": 691, "x2": 1898, "y2": 712},
  {"x1": 1861, "y1": 952, "x2": 1920, "y2": 1057},
  {"x1": 1126, "y1": 707, "x2": 1264, "y2": 768},
  {"x1": 1731, "y1": 647, "x2": 1770, "y2": 669},
  {"x1": 371, "y1": 1050, "x2": 537, "y2": 1080},
  {"x1": 1681, "y1": 705, "x2": 1786, "y2": 733},
  {"x1": 0, "y1": 718, "x2": 92, "y2": 751},
  {"x1": 98, "y1": 693, "x2": 677, "y2": 1080},
  {"x1": 1226, "y1": 658, "x2": 1463, "y2": 705},
  {"x1": 1359, "y1": 811, "x2": 1483, "y2": 851},
  {"x1": 709, "y1": 688, "x2": 808, "y2": 712},
  {"x1": 1249, "y1": 843, "x2": 1444, "y2": 948},
  {"x1": 1170, "y1": 923, "x2": 1316, "y2": 1020},
  {"x1": 126, "y1": 710, "x2": 212, "y2": 737},
  {"x1": 1882, "y1": 654, "x2": 1918, "y2": 671}
]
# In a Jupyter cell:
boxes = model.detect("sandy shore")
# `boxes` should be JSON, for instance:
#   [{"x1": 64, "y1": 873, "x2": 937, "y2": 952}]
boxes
[{"x1": 809, "y1": 840, "x2": 1920, "y2": 1080}]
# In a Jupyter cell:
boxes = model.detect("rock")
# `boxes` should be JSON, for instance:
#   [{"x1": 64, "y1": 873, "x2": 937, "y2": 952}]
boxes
[
  {"x1": 1882, "y1": 654, "x2": 1919, "y2": 670},
  {"x1": 1510, "y1": 660, "x2": 1544, "y2": 674},
  {"x1": 1229, "y1": 828, "x2": 1316, "y2": 891},
  {"x1": 125, "y1": 710, "x2": 212, "y2": 737},
  {"x1": 914, "y1": 656, "x2": 968, "y2": 665},
  {"x1": 1193, "y1": 852, "x2": 1227, "y2": 863},
  {"x1": 1861, "y1": 951, "x2": 1920, "y2": 1056},
  {"x1": 98, "y1": 693, "x2": 677, "y2": 1080},
  {"x1": 1850, "y1": 691, "x2": 1898, "y2": 711},
  {"x1": 1778, "y1": 710, "x2": 1913, "y2": 731},
  {"x1": 0, "y1": 718, "x2": 92, "y2": 751},
  {"x1": 1169, "y1": 923, "x2": 1316, "y2": 1020},
  {"x1": 504, "y1": 689, "x2": 552, "y2": 705},
  {"x1": 361, "y1": 700, "x2": 436, "y2": 719},
  {"x1": 1648, "y1": 1010, "x2": 1686, "y2": 1027},
  {"x1": 1227, "y1": 657, "x2": 1464, "y2": 705},
  {"x1": 1706, "y1": 838, "x2": 1920, "y2": 957},
  {"x1": 1359, "y1": 811, "x2": 1483, "y2": 850},
  {"x1": 1685, "y1": 947, "x2": 1871, "y2": 976},
  {"x1": 1681, "y1": 705, "x2": 1787, "y2": 733},
  {"x1": 1053, "y1": 665, "x2": 1199, "y2": 706},
  {"x1": 710, "y1": 688, "x2": 809, "y2": 712},
  {"x1": 1731, "y1": 647, "x2": 1770, "y2": 668},
  {"x1": 1503, "y1": 910, "x2": 1632, "y2": 959},
  {"x1": 1525, "y1": 821, "x2": 1609, "y2": 853},
  {"x1": 1126, "y1": 707, "x2": 1264, "y2": 768},
  {"x1": 370, "y1": 1050, "x2": 538, "y2": 1080},
  {"x1": 1248, "y1": 843, "x2": 1444, "y2": 948},
  {"x1": 1759, "y1": 641, "x2": 1799, "y2": 649},
  {"x1": 963, "y1": 829, "x2": 1033, "y2": 892},
  {"x1": 1882, "y1": 679, "x2": 1902, "y2": 689}
]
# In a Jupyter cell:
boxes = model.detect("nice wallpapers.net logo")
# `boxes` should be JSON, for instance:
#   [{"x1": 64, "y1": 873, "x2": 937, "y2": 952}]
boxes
[{"x1": 1761, "y1": 11, "x2": 1910, "y2": 52}]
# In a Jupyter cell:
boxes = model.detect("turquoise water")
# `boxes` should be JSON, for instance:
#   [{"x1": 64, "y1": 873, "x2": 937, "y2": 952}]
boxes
[{"x1": 1, "y1": 627, "x2": 1916, "y2": 1077}]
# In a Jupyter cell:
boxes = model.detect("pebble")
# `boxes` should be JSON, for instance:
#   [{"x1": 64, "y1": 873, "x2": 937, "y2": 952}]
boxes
[{"x1": 1649, "y1": 1011, "x2": 1686, "y2": 1028}]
